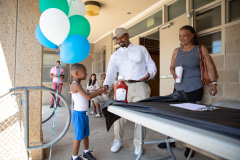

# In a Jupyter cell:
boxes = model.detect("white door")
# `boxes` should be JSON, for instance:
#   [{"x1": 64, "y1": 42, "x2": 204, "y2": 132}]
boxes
[{"x1": 159, "y1": 12, "x2": 193, "y2": 96}]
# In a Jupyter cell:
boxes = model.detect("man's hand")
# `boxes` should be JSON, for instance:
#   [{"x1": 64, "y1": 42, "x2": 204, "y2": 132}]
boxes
[
  {"x1": 139, "y1": 72, "x2": 150, "y2": 81},
  {"x1": 102, "y1": 85, "x2": 108, "y2": 94}
]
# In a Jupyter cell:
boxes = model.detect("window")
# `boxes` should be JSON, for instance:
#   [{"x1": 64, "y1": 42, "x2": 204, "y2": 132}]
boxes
[
  {"x1": 42, "y1": 52, "x2": 69, "y2": 83},
  {"x1": 230, "y1": 0, "x2": 240, "y2": 22},
  {"x1": 128, "y1": 10, "x2": 162, "y2": 38},
  {"x1": 198, "y1": 32, "x2": 222, "y2": 54},
  {"x1": 193, "y1": 0, "x2": 215, "y2": 9},
  {"x1": 168, "y1": 0, "x2": 186, "y2": 21},
  {"x1": 196, "y1": 6, "x2": 221, "y2": 32},
  {"x1": 93, "y1": 47, "x2": 106, "y2": 74}
]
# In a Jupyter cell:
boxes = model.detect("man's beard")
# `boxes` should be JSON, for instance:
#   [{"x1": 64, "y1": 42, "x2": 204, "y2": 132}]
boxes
[{"x1": 118, "y1": 41, "x2": 126, "y2": 47}]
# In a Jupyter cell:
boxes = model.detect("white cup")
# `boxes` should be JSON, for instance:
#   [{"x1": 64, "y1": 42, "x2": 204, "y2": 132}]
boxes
[
  {"x1": 175, "y1": 66, "x2": 183, "y2": 83},
  {"x1": 89, "y1": 86, "x2": 93, "y2": 91}
]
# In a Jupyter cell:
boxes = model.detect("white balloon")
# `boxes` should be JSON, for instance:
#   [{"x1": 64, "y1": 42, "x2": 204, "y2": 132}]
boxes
[
  {"x1": 67, "y1": 0, "x2": 86, "y2": 17},
  {"x1": 39, "y1": 8, "x2": 70, "y2": 46}
]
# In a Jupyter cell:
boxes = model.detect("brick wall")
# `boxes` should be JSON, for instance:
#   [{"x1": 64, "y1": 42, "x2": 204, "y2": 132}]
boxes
[{"x1": 201, "y1": 23, "x2": 240, "y2": 105}]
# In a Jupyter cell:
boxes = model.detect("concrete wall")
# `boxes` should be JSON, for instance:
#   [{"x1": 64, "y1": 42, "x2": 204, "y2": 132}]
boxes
[
  {"x1": 201, "y1": 23, "x2": 240, "y2": 105},
  {"x1": 130, "y1": 36, "x2": 140, "y2": 45},
  {"x1": 0, "y1": 0, "x2": 44, "y2": 159},
  {"x1": 0, "y1": 0, "x2": 16, "y2": 93},
  {"x1": 93, "y1": 33, "x2": 113, "y2": 85}
]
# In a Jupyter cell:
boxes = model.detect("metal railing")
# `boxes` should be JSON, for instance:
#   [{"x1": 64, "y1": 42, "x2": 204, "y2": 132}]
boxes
[
  {"x1": 0, "y1": 86, "x2": 71, "y2": 160},
  {"x1": 42, "y1": 93, "x2": 57, "y2": 124},
  {"x1": 0, "y1": 91, "x2": 23, "y2": 160}
]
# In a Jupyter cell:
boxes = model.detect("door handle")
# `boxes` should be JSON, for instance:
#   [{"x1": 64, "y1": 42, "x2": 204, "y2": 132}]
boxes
[{"x1": 160, "y1": 75, "x2": 173, "y2": 79}]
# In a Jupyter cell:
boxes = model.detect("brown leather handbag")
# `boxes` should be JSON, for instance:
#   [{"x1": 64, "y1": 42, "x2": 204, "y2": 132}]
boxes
[{"x1": 199, "y1": 44, "x2": 218, "y2": 86}]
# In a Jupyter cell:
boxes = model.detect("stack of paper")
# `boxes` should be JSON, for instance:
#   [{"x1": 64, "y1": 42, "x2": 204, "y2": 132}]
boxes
[{"x1": 170, "y1": 103, "x2": 209, "y2": 111}]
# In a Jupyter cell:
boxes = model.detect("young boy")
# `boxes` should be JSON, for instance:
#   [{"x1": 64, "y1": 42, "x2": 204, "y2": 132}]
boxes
[{"x1": 70, "y1": 64, "x2": 105, "y2": 160}]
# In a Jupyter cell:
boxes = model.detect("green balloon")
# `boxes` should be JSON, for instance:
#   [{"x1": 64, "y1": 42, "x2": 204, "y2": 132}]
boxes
[
  {"x1": 39, "y1": 0, "x2": 69, "y2": 16},
  {"x1": 68, "y1": 15, "x2": 91, "y2": 38}
]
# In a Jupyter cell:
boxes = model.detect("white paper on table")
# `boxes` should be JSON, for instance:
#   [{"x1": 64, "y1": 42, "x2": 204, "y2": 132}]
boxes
[{"x1": 170, "y1": 103, "x2": 208, "y2": 111}]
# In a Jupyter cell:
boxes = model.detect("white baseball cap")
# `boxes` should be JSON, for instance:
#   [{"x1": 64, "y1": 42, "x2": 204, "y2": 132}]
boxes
[{"x1": 112, "y1": 27, "x2": 128, "y2": 40}]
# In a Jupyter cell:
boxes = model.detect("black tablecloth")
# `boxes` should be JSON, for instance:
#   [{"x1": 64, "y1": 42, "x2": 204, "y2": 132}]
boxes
[{"x1": 102, "y1": 91, "x2": 240, "y2": 140}]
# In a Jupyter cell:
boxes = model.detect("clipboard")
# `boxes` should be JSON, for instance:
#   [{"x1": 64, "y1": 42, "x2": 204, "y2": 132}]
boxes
[{"x1": 170, "y1": 103, "x2": 220, "y2": 111}]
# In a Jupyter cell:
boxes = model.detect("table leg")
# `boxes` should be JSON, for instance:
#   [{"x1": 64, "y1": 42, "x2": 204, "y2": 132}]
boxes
[
  {"x1": 187, "y1": 149, "x2": 193, "y2": 160},
  {"x1": 166, "y1": 136, "x2": 176, "y2": 160},
  {"x1": 136, "y1": 125, "x2": 143, "y2": 160}
]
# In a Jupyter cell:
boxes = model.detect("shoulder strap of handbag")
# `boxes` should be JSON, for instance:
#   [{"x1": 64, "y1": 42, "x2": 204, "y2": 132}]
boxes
[
  {"x1": 198, "y1": 44, "x2": 210, "y2": 85},
  {"x1": 198, "y1": 44, "x2": 218, "y2": 85},
  {"x1": 199, "y1": 44, "x2": 203, "y2": 55}
]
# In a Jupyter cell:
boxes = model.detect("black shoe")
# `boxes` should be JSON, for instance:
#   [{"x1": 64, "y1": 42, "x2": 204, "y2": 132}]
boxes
[
  {"x1": 71, "y1": 155, "x2": 83, "y2": 160},
  {"x1": 83, "y1": 150, "x2": 96, "y2": 160},
  {"x1": 184, "y1": 147, "x2": 195, "y2": 158},
  {"x1": 157, "y1": 142, "x2": 176, "y2": 149},
  {"x1": 49, "y1": 105, "x2": 53, "y2": 108},
  {"x1": 57, "y1": 104, "x2": 61, "y2": 107}
]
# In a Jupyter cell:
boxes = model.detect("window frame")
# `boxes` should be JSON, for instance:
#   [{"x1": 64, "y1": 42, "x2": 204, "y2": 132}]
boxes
[
  {"x1": 42, "y1": 48, "x2": 70, "y2": 84},
  {"x1": 193, "y1": 0, "x2": 224, "y2": 56},
  {"x1": 113, "y1": 5, "x2": 164, "y2": 49},
  {"x1": 93, "y1": 47, "x2": 106, "y2": 74},
  {"x1": 226, "y1": 0, "x2": 240, "y2": 23},
  {"x1": 166, "y1": 0, "x2": 187, "y2": 21},
  {"x1": 111, "y1": 0, "x2": 240, "y2": 56}
]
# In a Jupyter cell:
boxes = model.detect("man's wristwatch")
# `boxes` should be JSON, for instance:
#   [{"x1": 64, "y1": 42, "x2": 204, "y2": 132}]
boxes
[{"x1": 211, "y1": 81, "x2": 217, "y2": 85}]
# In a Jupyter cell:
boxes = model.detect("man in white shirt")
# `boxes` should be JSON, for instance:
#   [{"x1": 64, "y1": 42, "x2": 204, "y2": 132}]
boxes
[{"x1": 102, "y1": 27, "x2": 157, "y2": 155}]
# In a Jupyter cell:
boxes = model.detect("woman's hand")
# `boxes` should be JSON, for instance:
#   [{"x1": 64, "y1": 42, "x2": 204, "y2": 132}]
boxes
[
  {"x1": 170, "y1": 48, "x2": 179, "y2": 81},
  {"x1": 209, "y1": 84, "x2": 217, "y2": 96},
  {"x1": 172, "y1": 73, "x2": 177, "y2": 80}
]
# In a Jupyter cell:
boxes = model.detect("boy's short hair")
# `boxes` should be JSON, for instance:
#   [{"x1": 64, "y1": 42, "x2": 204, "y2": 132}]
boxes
[
  {"x1": 70, "y1": 63, "x2": 85, "y2": 72},
  {"x1": 56, "y1": 61, "x2": 60, "y2": 63}
]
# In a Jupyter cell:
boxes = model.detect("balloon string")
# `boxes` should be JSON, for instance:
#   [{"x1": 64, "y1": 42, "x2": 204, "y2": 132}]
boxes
[
  {"x1": 56, "y1": 48, "x2": 60, "y2": 56},
  {"x1": 49, "y1": 56, "x2": 62, "y2": 160},
  {"x1": 70, "y1": 0, "x2": 73, "y2": 8}
]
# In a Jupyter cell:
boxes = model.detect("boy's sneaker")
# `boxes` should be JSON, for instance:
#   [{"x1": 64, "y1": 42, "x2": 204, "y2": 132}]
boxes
[
  {"x1": 71, "y1": 155, "x2": 83, "y2": 160},
  {"x1": 83, "y1": 150, "x2": 96, "y2": 160}
]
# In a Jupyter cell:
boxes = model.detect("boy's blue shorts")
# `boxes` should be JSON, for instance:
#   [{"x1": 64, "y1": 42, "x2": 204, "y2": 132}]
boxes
[{"x1": 72, "y1": 110, "x2": 89, "y2": 140}]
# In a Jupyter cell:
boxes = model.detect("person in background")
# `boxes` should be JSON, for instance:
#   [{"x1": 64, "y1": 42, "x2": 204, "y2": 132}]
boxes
[
  {"x1": 70, "y1": 64, "x2": 104, "y2": 160},
  {"x1": 102, "y1": 27, "x2": 157, "y2": 155},
  {"x1": 86, "y1": 74, "x2": 100, "y2": 112},
  {"x1": 50, "y1": 61, "x2": 64, "y2": 108},
  {"x1": 91, "y1": 73, "x2": 114, "y2": 118},
  {"x1": 157, "y1": 25, "x2": 218, "y2": 158},
  {"x1": 86, "y1": 74, "x2": 100, "y2": 91}
]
